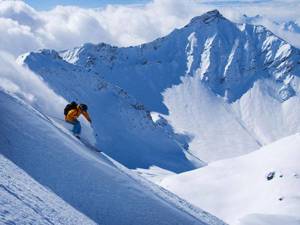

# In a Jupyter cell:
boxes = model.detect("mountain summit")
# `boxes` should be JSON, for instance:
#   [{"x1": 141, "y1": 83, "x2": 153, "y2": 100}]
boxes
[
  {"x1": 189, "y1": 10, "x2": 224, "y2": 25},
  {"x1": 60, "y1": 10, "x2": 300, "y2": 107}
]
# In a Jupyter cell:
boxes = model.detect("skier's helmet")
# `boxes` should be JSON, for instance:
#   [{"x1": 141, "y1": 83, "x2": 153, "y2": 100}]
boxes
[{"x1": 79, "y1": 103, "x2": 88, "y2": 111}]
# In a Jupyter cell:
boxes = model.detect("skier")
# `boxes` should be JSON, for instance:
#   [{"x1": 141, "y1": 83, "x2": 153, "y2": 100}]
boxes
[{"x1": 64, "y1": 102, "x2": 92, "y2": 138}]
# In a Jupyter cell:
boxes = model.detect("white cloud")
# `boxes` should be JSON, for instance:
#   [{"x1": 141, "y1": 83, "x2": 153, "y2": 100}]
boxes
[
  {"x1": 0, "y1": 50, "x2": 67, "y2": 115},
  {"x1": 0, "y1": 17, "x2": 42, "y2": 55},
  {"x1": 0, "y1": 0, "x2": 299, "y2": 57},
  {"x1": 38, "y1": 6, "x2": 112, "y2": 50}
]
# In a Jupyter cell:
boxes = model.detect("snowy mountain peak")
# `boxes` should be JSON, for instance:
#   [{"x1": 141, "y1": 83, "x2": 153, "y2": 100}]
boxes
[
  {"x1": 189, "y1": 10, "x2": 223, "y2": 25},
  {"x1": 58, "y1": 10, "x2": 300, "y2": 107}
]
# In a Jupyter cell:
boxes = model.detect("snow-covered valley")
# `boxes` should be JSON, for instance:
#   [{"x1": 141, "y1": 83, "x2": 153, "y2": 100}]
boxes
[{"x1": 1, "y1": 8, "x2": 300, "y2": 225}]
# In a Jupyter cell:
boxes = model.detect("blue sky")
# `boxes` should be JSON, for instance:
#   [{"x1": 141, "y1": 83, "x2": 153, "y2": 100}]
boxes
[{"x1": 25, "y1": 0, "x2": 150, "y2": 10}]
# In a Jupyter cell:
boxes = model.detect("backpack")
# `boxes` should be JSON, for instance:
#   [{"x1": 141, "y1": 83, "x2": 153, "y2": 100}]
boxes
[{"x1": 64, "y1": 101, "x2": 78, "y2": 116}]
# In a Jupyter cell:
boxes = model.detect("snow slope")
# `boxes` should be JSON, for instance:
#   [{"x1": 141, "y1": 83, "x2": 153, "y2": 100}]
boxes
[
  {"x1": 19, "y1": 49, "x2": 198, "y2": 172},
  {"x1": 35, "y1": 9, "x2": 300, "y2": 162},
  {"x1": 0, "y1": 154, "x2": 96, "y2": 225},
  {"x1": 160, "y1": 134, "x2": 300, "y2": 225},
  {"x1": 0, "y1": 53, "x2": 225, "y2": 225}
]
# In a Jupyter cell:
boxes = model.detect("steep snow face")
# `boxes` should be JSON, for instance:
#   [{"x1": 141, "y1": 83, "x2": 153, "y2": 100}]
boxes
[
  {"x1": 0, "y1": 154, "x2": 96, "y2": 225},
  {"x1": 160, "y1": 133, "x2": 300, "y2": 225},
  {"x1": 19, "y1": 49, "x2": 197, "y2": 172},
  {"x1": 163, "y1": 76, "x2": 261, "y2": 161},
  {"x1": 0, "y1": 90, "x2": 225, "y2": 225},
  {"x1": 55, "y1": 10, "x2": 300, "y2": 162},
  {"x1": 163, "y1": 74, "x2": 300, "y2": 161},
  {"x1": 231, "y1": 78, "x2": 300, "y2": 145}
]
